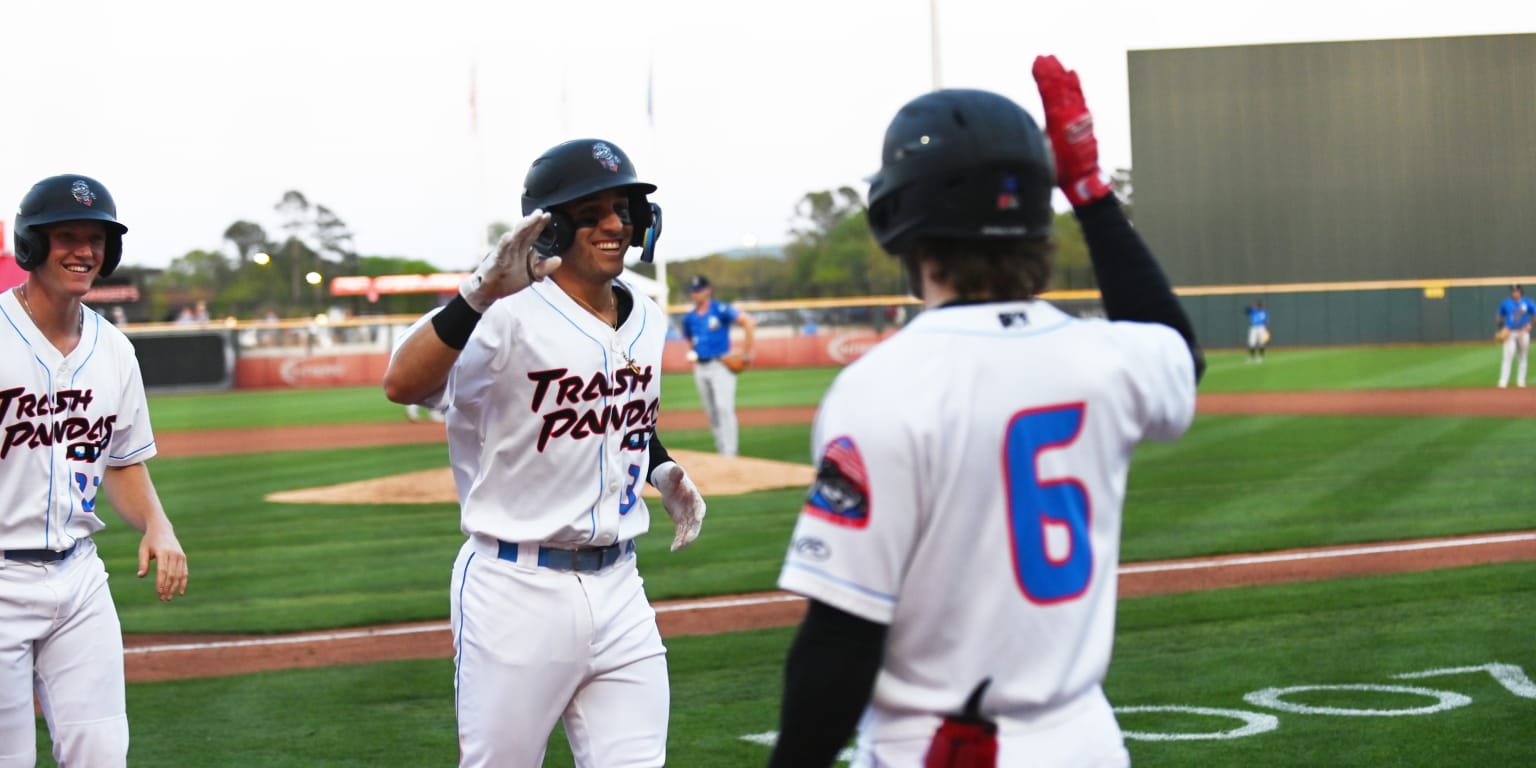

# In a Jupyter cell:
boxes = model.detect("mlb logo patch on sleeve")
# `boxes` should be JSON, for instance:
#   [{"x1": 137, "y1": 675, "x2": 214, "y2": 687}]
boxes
[{"x1": 803, "y1": 436, "x2": 870, "y2": 528}]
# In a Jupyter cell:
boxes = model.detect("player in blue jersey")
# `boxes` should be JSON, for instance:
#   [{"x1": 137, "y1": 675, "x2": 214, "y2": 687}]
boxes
[
  {"x1": 679, "y1": 274, "x2": 756, "y2": 456},
  {"x1": 1245, "y1": 299, "x2": 1270, "y2": 363},
  {"x1": 1496, "y1": 284, "x2": 1534, "y2": 388}
]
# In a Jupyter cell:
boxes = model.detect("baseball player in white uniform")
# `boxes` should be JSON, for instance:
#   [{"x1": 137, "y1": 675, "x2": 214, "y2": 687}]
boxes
[
  {"x1": 768, "y1": 58, "x2": 1204, "y2": 768},
  {"x1": 384, "y1": 139, "x2": 705, "y2": 768},
  {"x1": 1, "y1": 174, "x2": 188, "y2": 767}
]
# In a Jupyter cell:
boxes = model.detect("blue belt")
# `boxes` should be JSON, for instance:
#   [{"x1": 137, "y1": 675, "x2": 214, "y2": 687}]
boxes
[
  {"x1": 497, "y1": 540, "x2": 634, "y2": 572},
  {"x1": 4, "y1": 542, "x2": 77, "y2": 562},
  {"x1": 697, "y1": 356, "x2": 719, "y2": 363}
]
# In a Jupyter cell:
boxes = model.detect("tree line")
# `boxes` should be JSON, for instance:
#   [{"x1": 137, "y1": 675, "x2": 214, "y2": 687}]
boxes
[{"x1": 126, "y1": 173, "x2": 1129, "y2": 323}]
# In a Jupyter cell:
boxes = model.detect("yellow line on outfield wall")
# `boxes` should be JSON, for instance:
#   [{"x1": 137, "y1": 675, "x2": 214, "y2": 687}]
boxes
[{"x1": 696, "y1": 275, "x2": 1536, "y2": 314}]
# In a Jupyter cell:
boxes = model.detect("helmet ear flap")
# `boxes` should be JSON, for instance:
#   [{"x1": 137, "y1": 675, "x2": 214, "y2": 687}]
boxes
[
  {"x1": 533, "y1": 210, "x2": 577, "y2": 256},
  {"x1": 626, "y1": 192, "x2": 653, "y2": 248},
  {"x1": 13, "y1": 227, "x2": 49, "y2": 271}
]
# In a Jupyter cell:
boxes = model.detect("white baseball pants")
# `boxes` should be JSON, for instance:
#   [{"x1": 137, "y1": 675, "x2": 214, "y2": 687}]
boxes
[
  {"x1": 1499, "y1": 329, "x2": 1530, "y2": 387},
  {"x1": 693, "y1": 360, "x2": 739, "y2": 457},
  {"x1": 450, "y1": 537, "x2": 669, "y2": 768},
  {"x1": 0, "y1": 539, "x2": 128, "y2": 768}
]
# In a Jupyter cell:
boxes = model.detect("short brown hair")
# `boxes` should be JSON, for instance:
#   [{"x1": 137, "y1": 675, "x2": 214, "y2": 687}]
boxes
[{"x1": 901, "y1": 237, "x2": 1055, "y2": 302}]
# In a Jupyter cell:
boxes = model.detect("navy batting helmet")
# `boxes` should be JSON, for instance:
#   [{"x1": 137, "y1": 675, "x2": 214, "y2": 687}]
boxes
[
  {"x1": 521, "y1": 139, "x2": 658, "y2": 258},
  {"x1": 866, "y1": 89, "x2": 1053, "y2": 255},
  {"x1": 14, "y1": 174, "x2": 129, "y2": 278}
]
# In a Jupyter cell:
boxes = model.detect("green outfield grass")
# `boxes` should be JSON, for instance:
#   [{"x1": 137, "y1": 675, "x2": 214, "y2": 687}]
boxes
[
  {"x1": 43, "y1": 562, "x2": 1536, "y2": 766},
  {"x1": 145, "y1": 343, "x2": 1515, "y2": 430},
  {"x1": 96, "y1": 410, "x2": 1531, "y2": 633},
  {"x1": 102, "y1": 401, "x2": 1533, "y2": 633}
]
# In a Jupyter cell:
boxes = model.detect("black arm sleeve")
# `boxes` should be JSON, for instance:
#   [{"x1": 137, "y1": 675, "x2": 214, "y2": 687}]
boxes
[
  {"x1": 766, "y1": 600, "x2": 887, "y2": 768},
  {"x1": 1075, "y1": 195, "x2": 1207, "y2": 384},
  {"x1": 646, "y1": 431, "x2": 673, "y2": 485}
]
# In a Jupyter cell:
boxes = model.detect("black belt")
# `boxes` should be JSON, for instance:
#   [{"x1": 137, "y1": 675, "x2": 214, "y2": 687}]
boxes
[
  {"x1": 497, "y1": 540, "x2": 634, "y2": 572},
  {"x1": 4, "y1": 542, "x2": 78, "y2": 562},
  {"x1": 697, "y1": 356, "x2": 719, "y2": 364}
]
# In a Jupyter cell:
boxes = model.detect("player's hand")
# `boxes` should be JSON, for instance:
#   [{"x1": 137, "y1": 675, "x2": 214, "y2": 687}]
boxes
[
  {"x1": 651, "y1": 461, "x2": 705, "y2": 551},
  {"x1": 459, "y1": 210, "x2": 559, "y2": 312},
  {"x1": 1031, "y1": 55, "x2": 1114, "y2": 207},
  {"x1": 138, "y1": 524, "x2": 188, "y2": 602}
]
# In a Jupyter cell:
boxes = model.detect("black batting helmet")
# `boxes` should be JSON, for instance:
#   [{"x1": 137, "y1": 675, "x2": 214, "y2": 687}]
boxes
[
  {"x1": 866, "y1": 89, "x2": 1053, "y2": 255},
  {"x1": 521, "y1": 138, "x2": 657, "y2": 257},
  {"x1": 14, "y1": 174, "x2": 129, "y2": 278}
]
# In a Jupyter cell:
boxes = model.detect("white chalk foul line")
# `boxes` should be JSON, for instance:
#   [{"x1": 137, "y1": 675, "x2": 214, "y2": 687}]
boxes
[
  {"x1": 654, "y1": 593, "x2": 806, "y2": 613},
  {"x1": 125, "y1": 594, "x2": 811, "y2": 656},
  {"x1": 125, "y1": 624, "x2": 452, "y2": 655},
  {"x1": 1118, "y1": 532, "x2": 1536, "y2": 575},
  {"x1": 127, "y1": 533, "x2": 1534, "y2": 655}
]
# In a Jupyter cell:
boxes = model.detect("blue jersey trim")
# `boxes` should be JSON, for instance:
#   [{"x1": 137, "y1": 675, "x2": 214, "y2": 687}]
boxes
[
  {"x1": 530, "y1": 285, "x2": 616, "y2": 543},
  {"x1": 782, "y1": 561, "x2": 898, "y2": 604},
  {"x1": 453, "y1": 550, "x2": 475, "y2": 722}
]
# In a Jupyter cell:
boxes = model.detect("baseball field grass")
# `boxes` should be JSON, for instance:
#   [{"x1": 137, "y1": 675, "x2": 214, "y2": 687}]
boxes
[
  {"x1": 140, "y1": 342, "x2": 1509, "y2": 431},
  {"x1": 43, "y1": 563, "x2": 1536, "y2": 765},
  {"x1": 33, "y1": 342, "x2": 1535, "y2": 765}
]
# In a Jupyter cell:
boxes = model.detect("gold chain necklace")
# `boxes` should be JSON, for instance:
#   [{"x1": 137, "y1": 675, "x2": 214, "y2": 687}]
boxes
[
  {"x1": 567, "y1": 287, "x2": 641, "y2": 374},
  {"x1": 568, "y1": 289, "x2": 618, "y2": 329},
  {"x1": 15, "y1": 284, "x2": 82, "y2": 336}
]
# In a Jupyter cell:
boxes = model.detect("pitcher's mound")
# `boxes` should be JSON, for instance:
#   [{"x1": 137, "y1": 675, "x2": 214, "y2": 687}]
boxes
[{"x1": 265, "y1": 449, "x2": 815, "y2": 505}]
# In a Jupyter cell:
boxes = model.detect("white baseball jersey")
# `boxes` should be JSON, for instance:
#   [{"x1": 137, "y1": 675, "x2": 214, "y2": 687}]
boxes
[
  {"x1": 401, "y1": 278, "x2": 666, "y2": 547},
  {"x1": 779, "y1": 300, "x2": 1195, "y2": 736},
  {"x1": 0, "y1": 291, "x2": 157, "y2": 550},
  {"x1": 402, "y1": 278, "x2": 674, "y2": 766}
]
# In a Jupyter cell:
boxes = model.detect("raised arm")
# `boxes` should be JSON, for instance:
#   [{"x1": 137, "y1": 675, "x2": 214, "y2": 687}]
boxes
[
  {"x1": 1033, "y1": 55, "x2": 1206, "y2": 384},
  {"x1": 384, "y1": 211, "x2": 556, "y2": 404}
]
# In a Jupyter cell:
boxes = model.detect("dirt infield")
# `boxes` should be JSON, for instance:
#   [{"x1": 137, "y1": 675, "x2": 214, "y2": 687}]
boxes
[{"x1": 130, "y1": 388, "x2": 1535, "y2": 683}]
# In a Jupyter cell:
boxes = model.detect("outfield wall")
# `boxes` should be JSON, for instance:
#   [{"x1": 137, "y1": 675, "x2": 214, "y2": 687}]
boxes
[
  {"x1": 123, "y1": 318, "x2": 896, "y2": 391},
  {"x1": 123, "y1": 279, "x2": 1529, "y2": 392},
  {"x1": 1128, "y1": 33, "x2": 1536, "y2": 286}
]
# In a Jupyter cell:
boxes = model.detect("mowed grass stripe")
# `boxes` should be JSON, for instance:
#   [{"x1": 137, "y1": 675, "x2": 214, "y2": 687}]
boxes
[{"x1": 94, "y1": 409, "x2": 1536, "y2": 634}]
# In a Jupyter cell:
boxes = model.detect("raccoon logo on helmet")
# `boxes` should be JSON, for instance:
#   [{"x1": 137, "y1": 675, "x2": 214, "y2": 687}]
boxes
[
  {"x1": 71, "y1": 180, "x2": 96, "y2": 207},
  {"x1": 592, "y1": 142, "x2": 621, "y2": 172}
]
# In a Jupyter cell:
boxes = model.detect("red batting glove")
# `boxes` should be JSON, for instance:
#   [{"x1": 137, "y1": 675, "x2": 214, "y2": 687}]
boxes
[{"x1": 1032, "y1": 55, "x2": 1114, "y2": 207}]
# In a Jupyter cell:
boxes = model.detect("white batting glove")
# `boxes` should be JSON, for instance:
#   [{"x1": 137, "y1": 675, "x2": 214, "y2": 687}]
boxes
[
  {"x1": 651, "y1": 461, "x2": 705, "y2": 552},
  {"x1": 459, "y1": 210, "x2": 558, "y2": 312}
]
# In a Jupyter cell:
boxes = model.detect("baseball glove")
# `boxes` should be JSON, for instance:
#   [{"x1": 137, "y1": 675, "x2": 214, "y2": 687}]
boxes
[
  {"x1": 721, "y1": 352, "x2": 749, "y2": 374},
  {"x1": 1496, "y1": 327, "x2": 1511, "y2": 343},
  {"x1": 1259, "y1": 328, "x2": 1272, "y2": 346}
]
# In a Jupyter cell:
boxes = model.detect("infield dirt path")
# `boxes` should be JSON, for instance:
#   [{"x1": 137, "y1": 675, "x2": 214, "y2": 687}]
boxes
[{"x1": 131, "y1": 388, "x2": 1536, "y2": 682}]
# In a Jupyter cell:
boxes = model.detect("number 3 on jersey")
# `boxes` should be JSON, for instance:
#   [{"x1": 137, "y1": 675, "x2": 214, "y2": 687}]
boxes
[{"x1": 1004, "y1": 403, "x2": 1092, "y2": 605}]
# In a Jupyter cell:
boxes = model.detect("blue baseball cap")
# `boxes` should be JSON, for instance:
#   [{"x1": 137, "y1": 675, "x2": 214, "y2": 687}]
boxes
[{"x1": 688, "y1": 275, "x2": 711, "y2": 292}]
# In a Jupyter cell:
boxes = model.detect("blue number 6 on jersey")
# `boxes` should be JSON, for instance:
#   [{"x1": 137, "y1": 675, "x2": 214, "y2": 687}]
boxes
[{"x1": 1004, "y1": 403, "x2": 1092, "y2": 604}]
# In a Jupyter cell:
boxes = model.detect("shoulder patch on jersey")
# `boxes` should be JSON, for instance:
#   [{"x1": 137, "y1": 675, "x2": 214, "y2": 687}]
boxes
[{"x1": 802, "y1": 436, "x2": 870, "y2": 528}]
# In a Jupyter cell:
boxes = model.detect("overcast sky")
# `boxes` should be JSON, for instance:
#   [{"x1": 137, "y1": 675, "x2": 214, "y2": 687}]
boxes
[{"x1": 3, "y1": 0, "x2": 1531, "y2": 273}]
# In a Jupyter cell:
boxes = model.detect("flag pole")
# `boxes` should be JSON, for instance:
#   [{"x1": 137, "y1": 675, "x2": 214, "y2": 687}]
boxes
[{"x1": 646, "y1": 51, "x2": 670, "y2": 309}]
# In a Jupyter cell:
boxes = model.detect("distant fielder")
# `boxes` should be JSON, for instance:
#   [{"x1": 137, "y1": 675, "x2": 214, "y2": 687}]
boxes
[
  {"x1": 2, "y1": 174, "x2": 188, "y2": 766},
  {"x1": 1496, "y1": 283, "x2": 1534, "y2": 388},
  {"x1": 679, "y1": 273, "x2": 756, "y2": 456},
  {"x1": 384, "y1": 138, "x2": 705, "y2": 767},
  {"x1": 768, "y1": 57, "x2": 1204, "y2": 767},
  {"x1": 1245, "y1": 299, "x2": 1270, "y2": 363}
]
